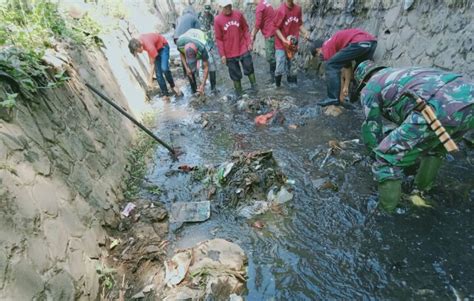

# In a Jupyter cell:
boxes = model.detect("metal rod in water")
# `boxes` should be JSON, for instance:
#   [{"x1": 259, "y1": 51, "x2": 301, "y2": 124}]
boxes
[{"x1": 85, "y1": 83, "x2": 177, "y2": 158}]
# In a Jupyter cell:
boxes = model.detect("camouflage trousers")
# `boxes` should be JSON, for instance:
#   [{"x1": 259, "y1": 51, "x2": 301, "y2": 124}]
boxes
[
  {"x1": 275, "y1": 49, "x2": 298, "y2": 77},
  {"x1": 265, "y1": 36, "x2": 276, "y2": 65},
  {"x1": 372, "y1": 78, "x2": 474, "y2": 182}
]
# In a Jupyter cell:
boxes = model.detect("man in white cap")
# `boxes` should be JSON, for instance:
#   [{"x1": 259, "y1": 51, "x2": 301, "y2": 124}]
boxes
[
  {"x1": 214, "y1": 0, "x2": 256, "y2": 97},
  {"x1": 176, "y1": 29, "x2": 217, "y2": 95},
  {"x1": 273, "y1": 0, "x2": 310, "y2": 87}
]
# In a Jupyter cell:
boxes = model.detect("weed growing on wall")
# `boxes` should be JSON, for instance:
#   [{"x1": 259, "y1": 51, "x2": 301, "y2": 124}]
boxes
[
  {"x1": 123, "y1": 112, "x2": 159, "y2": 200},
  {"x1": 0, "y1": 0, "x2": 102, "y2": 108}
]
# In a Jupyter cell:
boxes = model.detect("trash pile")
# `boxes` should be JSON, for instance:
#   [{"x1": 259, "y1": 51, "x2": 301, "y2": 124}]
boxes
[
  {"x1": 172, "y1": 150, "x2": 294, "y2": 222},
  {"x1": 160, "y1": 239, "x2": 247, "y2": 300},
  {"x1": 309, "y1": 139, "x2": 364, "y2": 171},
  {"x1": 217, "y1": 151, "x2": 288, "y2": 200},
  {"x1": 108, "y1": 198, "x2": 169, "y2": 274},
  {"x1": 206, "y1": 150, "x2": 294, "y2": 219}
]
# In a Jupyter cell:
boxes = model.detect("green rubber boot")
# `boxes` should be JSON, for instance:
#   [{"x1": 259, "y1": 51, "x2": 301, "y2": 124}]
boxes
[
  {"x1": 233, "y1": 80, "x2": 243, "y2": 97},
  {"x1": 415, "y1": 156, "x2": 443, "y2": 191},
  {"x1": 248, "y1": 73, "x2": 257, "y2": 89},
  {"x1": 378, "y1": 179, "x2": 402, "y2": 213}
]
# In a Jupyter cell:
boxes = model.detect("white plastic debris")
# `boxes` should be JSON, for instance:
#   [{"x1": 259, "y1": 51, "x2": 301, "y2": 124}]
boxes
[
  {"x1": 223, "y1": 162, "x2": 235, "y2": 178},
  {"x1": 121, "y1": 202, "x2": 136, "y2": 217},
  {"x1": 275, "y1": 187, "x2": 293, "y2": 204},
  {"x1": 404, "y1": 0, "x2": 414, "y2": 10},
  {"x1": 238, "y1": 201, "x2": 270, "y2": 218},
  {"x1": 165, "y1": 251, "x2": 192, "y2": 286}
]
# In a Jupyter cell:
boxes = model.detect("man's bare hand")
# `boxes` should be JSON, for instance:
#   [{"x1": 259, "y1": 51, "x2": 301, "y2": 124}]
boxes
[
  {"x1": 197, "y1": 83, "x2": 205, "y2": 96},
  {"x1": 221, "y1": 56, "x2": 227, "y2": 65}
]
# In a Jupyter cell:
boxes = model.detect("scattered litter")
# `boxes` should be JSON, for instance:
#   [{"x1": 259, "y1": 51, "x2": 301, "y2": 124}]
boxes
[
  {"x1": 161, "y1": 239, "x2": 247, "y2": 300},
  {"x1": 223, "y1": 162, "x2": 235, "y2": 178},
  {"x1": 238, "y1": 201, "x2": 270, "y2": 218},
  {"x1": 251, "y1": 220, "x2": 265, "y2": 229},
  {"x1": 255, "y1": 111, "x2": 276, "y2": 125},
  {"x1": 229, "y1": 294, "x2": 244, "y2": 301},
  {"x1": 286, "y1": 179, "x2": 296, "y2": 185},
  {"x1": 320, "y1": 181, "x2": 338, "y2": 191},
  {"x1": 288, "y1": 124, "x2": 298, "y2": 129},
  {"x1": 165, "y1": 251, "x2": 192, "y2": 286},
  {"x1": 339, "y1": 139, "x2": 360, "y2": 148},
  {"x1": 178, "y1": 164, "x2": 196, "y2": 172},
  {"x1": 312, "y1": 178, "x2": 338, "y2": 191},
  {"x1": 410, "y1": 194, "x2": 432, "y2": 208},
  {"x1": 132, "y1": 284, "x2": 155, "y2": 299},
  {"x1": 131, "y1": 291, "x2": 145, "y2": 299},
  {"x1": 415, "y1": 289, "x2": 435, "y2": 296},
  {"x1": 121, "y1": 202, "x2": 136, "y2": 217},
  {"x1": 274, "y1": 186, "x2": 293, "y2": 204},
  {"x1": 170, "y1": 201, "x2": 211, "y2": 223},
  {"x1": 109, "y1": 239, "x2": 120, "y2": 250},
  {"x1": 201, "y1": 119, "x2": 209, "y2": 128},
  {"x1": 319, "y1": 148, "x2": 333, "y2": 169},
  {"x1": 404, "y1": 0, "x2": 414, "y2": 10},
  {"x1": 328, "y1": 140, "x2": 342, "y2": 151},
  {"x1": 323, "y1": 105, "x2": 343, "y2": 117},
  {"x1": 142, "y1": 284, "x2": 154, "y2": 293}
]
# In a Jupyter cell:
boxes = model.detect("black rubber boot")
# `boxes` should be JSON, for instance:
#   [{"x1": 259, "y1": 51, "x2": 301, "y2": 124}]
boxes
[
  {"x1": 188, "y1": 73, "x2": 197, "y2": 94},
  {"x1": 275, "y1": 75, "x2": 282, "y2": 87},
  {"x1": 269, "y1": 62, "x2": 276, "y2": 83},
  {"x1": 210, "y1": 71, "x2": 217, "y2": 91}
]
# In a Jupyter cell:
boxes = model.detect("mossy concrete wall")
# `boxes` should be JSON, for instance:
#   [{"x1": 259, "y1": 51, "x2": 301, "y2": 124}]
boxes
[
  {"x1": 246, "y1": 0, "x2": 473, "y2": 77},
  {"x1": 0, "y1": 46, "x2": 134, "y2": 300}
]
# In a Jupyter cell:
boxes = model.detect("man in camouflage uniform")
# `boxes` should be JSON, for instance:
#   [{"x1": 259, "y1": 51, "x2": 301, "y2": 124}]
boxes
[
  {"x1": 198, "y1": 5, "x2": 215, "y2": 48},
  {"x1": 355, "y1": 60, "x2": 474, "y2": 212}
]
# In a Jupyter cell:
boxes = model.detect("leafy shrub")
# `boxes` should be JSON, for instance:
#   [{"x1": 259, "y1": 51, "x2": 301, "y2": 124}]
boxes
[{"x1": 0, "y1": 0, "x2": 102, "y2": 108}]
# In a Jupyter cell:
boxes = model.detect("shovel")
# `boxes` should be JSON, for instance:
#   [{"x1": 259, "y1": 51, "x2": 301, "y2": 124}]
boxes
[{"x1": 85, "y1": 83, "x2": 180, "y2": 160}]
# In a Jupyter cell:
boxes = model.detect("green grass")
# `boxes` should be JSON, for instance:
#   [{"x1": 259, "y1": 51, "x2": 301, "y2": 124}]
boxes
[{"x1": 0, "y1": 0, "x2": 102, "y2": 108}]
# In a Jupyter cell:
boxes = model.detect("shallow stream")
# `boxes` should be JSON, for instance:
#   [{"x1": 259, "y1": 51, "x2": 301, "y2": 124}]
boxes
[{"x1": 143, "y1": 50, "x2": 473, "y2": 299}]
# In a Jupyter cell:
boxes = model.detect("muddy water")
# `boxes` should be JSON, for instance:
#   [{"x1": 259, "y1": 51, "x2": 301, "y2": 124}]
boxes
[{"x1": 144, "y1": 51, "x2": 474, "y2": 299}]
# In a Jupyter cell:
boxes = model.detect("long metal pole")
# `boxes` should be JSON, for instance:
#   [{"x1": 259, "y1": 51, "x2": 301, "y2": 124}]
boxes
[{"x1": 85, "y1": 83, "x2": 177, "y2": 158}]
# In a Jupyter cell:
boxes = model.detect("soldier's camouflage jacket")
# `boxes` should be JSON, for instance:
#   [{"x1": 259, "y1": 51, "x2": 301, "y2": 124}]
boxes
[{"x1": 360, "y1": 67, "x2": 474, "y2": 182}]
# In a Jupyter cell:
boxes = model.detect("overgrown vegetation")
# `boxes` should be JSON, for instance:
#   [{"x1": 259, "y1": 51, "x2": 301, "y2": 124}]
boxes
[
  {"x1": 0, "y1": 0, "x2": 102, "y2": 108},
  {"x1": 123, "y1": 113, "x2": 159, "y2": 200}
]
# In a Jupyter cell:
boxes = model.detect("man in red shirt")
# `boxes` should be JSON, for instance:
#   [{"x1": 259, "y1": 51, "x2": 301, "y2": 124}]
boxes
[
  {"x1": 251, "y1": 0, "x2": 276, "y2": 83},
  {"x1": 310, "y1": 28, "x2": 377, "y2": 106},
  {"x1": 214, "y1": 0, "x2": 256, "y2": 97},
  {"x1": 273, "y1": 0, "x2": 310, "y2": 87},
  {"x1": 128, "y1": 33, "x2": 180, "y2": 99}
]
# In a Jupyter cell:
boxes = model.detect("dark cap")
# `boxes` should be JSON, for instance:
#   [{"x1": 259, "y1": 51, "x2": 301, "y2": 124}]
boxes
[{"x1": 310, "y1": 39, "x2": 324, "y2": 56}]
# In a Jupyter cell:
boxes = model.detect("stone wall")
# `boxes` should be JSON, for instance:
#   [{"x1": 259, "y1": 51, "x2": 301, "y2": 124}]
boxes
[
  {"x1": 246, "y1": 0, "x2": 473, "y2": 77},
  {"x1": 0, "y1": 46, "x2": 135, "y2": 300}
]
